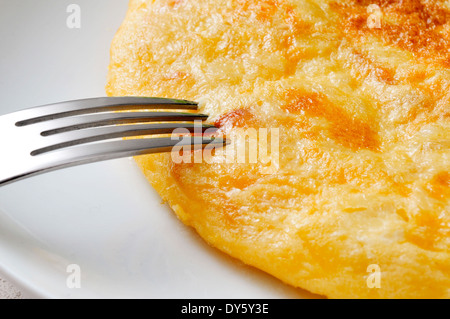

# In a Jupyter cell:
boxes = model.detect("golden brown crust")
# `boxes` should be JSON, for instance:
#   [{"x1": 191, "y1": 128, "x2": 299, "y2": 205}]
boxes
[
  {"x1": 107, "y1": 0, "x2": 450, "y2": 298},
  {"x1": 332, "y1": 0, "x2": 450, "y2": 67}
]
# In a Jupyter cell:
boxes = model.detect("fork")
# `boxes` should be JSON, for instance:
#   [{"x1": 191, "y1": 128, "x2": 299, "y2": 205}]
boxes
[{"x1": 0, "y1": 97, "x2": 226, "y2": 186}]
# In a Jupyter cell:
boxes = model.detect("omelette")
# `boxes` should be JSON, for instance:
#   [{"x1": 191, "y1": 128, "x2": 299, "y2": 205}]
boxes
[{"x1": 106, "y1": 0, "x2": 450, "y2": 298}]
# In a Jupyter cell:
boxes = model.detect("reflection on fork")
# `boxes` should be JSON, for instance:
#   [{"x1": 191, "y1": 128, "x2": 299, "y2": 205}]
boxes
[{"x1": 0, "y1": 97, "x2": 226, "y2": 186}]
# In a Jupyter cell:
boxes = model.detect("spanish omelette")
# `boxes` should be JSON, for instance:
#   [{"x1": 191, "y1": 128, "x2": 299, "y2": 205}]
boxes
[{"x1": 106, "y1": 0, "x2": 450, "y2": 298}]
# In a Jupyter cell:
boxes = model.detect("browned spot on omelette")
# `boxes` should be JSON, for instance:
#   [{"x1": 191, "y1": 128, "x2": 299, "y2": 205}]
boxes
[
  {"x1": 281, "y1": 89, "x2": 380, "y2": 151},
  {"x1": 332, "y1": 0, "x2": 450, "y2": 66}
]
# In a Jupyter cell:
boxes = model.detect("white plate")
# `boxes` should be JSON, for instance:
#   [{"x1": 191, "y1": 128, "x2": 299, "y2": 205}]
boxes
[{"x1": 0, "y1": 0, "x2": 319, "y2": 298}]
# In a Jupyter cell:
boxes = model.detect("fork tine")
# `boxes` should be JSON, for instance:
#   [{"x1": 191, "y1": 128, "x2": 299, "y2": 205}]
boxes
[
  {"x1": 33, "y1": 111, "x2": 209, "y2": 135},
  {"x1": 14, "y1": 137, "x2": 226, "y2": 185},
  {"x1": 14, "y1": 97, "x2": 199, "y2": 126},
  {"x1": 47, "y1": 136, "x2": 227, "y2": 162},
  {"x1": 32, "y1": 122, "x2": 218, "y2": 156}
]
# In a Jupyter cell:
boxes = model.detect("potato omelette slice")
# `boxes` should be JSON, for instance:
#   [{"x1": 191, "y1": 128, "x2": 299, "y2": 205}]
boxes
[{"x1": 106, "y1": 0, "x2": 450, "y2": 298}]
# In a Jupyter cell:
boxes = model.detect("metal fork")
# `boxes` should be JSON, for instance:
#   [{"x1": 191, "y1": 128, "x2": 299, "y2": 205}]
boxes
[{"x1": 0, "y1": 97, "x2": 226, "y2": 186}]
